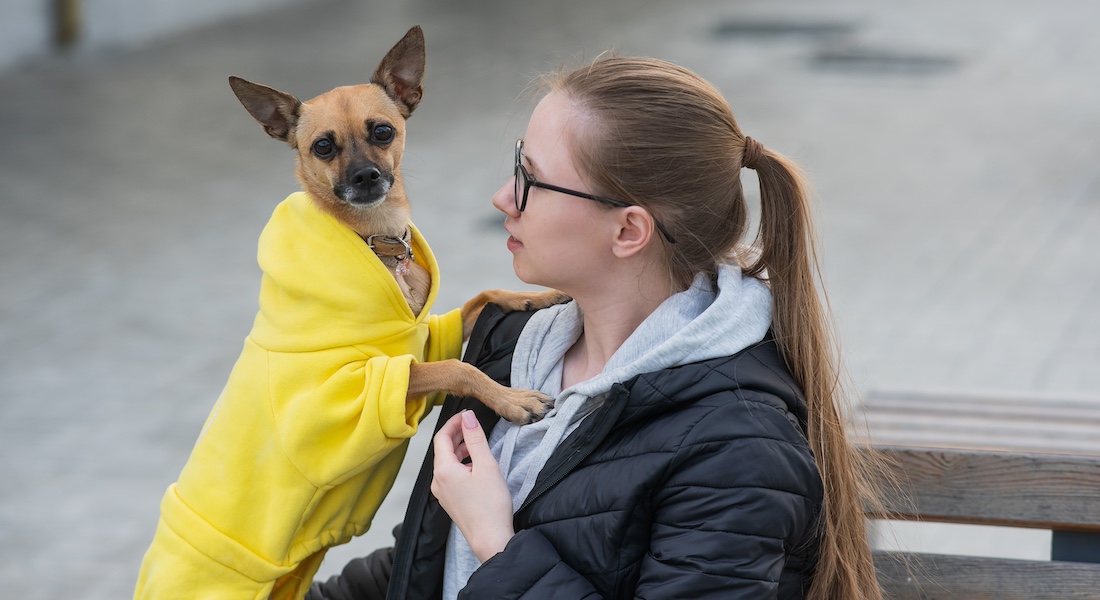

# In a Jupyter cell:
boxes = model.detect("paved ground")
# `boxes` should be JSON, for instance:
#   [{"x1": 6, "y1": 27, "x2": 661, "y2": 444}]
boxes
[{"x1": 2, "y1": 0, "x2": 1098, "y2": 597}]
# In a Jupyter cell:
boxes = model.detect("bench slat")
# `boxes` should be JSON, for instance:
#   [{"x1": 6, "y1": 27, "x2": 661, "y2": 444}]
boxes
[
  {"x1": 854, "y1": 391, "x2": 1100, "y2": 455},
  {"x1": 874, "y1": 550, "x2": 1100, "y2": 599},
  {"x1": 863, "y1": 446, "x2": 1100, "y2": 531}
]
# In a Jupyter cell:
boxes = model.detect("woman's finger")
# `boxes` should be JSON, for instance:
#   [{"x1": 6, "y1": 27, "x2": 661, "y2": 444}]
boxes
[
  {"x1": 432, "y1": 412, "x2": 467, "y2": 468},
  {"x1": 458, "y1": 410, "x2": 492, "y2": 465}
]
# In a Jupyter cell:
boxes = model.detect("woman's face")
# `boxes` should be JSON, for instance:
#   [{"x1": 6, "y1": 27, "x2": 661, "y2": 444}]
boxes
[{"x1": 492, "y1": 92, "x2": 615, "y2": 292}]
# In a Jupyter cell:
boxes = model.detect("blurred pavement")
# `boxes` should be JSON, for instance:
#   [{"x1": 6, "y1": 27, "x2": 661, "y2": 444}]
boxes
[{"x1": 2, "y1": 0, "x2": 1099, "y2": 598}]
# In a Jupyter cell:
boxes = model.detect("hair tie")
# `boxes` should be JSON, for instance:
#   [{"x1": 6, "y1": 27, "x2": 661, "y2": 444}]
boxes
[{"x1": 742, "y1": 136, "x2": 764, "y2": 170}]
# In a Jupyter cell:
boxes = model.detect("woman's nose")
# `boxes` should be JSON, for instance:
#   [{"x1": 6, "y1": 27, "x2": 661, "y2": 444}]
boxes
[{"x1": 492, "y1": 178, "x2": 520, "y2": 216}]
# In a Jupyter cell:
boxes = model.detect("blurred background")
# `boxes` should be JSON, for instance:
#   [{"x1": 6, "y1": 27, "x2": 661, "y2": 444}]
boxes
[{"x1": 1, "y1": 0, "x2": 1098, "y2": 598}]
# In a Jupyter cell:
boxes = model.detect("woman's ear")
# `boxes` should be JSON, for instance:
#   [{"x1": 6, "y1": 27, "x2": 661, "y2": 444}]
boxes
[{"x1": 611, "y1": 206, "x2": 657, "y2": 258}]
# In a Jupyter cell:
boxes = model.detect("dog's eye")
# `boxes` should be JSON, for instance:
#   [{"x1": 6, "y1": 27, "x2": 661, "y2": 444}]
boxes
[
  {"x1": 312, "y1": 139, "x2": 335, "y2": 158},
  {"x1": 371, "y1": 125, "x2": 395, "y2": 144}
]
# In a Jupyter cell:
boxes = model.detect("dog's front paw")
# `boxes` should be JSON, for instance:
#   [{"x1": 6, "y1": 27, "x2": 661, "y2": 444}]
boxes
[
  {"x1": 498, "y1": 389, "x2": 555, "y2": 425},
  {"x1": 520, "y1": 290, "x2": 572, "y2": 311}
]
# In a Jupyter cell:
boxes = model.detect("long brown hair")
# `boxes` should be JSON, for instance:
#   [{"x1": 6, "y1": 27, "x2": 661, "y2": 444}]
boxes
[{"x1": 547, "y1": 57, "x2": 881, "y2": 600}]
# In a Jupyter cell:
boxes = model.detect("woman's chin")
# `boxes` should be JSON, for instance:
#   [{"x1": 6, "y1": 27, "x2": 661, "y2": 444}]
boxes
[{"x1": 511, "y1": 263, "x2": 539, "y2": 287}]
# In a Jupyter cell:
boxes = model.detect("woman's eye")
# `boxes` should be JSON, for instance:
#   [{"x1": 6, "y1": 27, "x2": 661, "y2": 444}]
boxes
[
  {"x1": 372, "y1": 125, "x2": 395, "y2": 143},
  {"x1": 312, "y1": 139, "x2": 335, "y2": 158}
]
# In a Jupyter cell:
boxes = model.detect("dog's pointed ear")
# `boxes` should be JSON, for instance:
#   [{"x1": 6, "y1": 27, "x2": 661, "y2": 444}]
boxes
[
  {"x1": 228, "y1": 76, "x2": 303, "y2": 144},
  {"x1": 371, "y1": 25, "x2": 426, "y2": 118}
]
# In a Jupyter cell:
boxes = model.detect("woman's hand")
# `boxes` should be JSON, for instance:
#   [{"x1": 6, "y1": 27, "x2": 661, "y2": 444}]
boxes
[{"x1": 431, "y1": 410, "x2": 515, "y2": 562}]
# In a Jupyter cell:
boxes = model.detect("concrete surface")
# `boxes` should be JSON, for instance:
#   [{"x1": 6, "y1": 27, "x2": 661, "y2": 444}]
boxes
[{"x1": 1, "y1": 0, "x2": 1098, "y2": 598}]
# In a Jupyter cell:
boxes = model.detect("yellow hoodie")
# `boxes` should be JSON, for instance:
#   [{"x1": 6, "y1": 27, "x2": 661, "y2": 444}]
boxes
[{"x1": 134, "y1": 192, "x2": 463, "y2": 599}]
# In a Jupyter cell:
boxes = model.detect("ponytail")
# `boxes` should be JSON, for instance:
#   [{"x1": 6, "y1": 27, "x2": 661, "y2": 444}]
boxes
[{"x1": 743, "y1": 141, "x2": 882, "y2": 600}]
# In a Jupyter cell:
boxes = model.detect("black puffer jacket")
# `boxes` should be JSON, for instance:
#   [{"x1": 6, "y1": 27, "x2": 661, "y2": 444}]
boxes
[{"x1": 313, "y1": 304, "x2": 822, "y2": 600}]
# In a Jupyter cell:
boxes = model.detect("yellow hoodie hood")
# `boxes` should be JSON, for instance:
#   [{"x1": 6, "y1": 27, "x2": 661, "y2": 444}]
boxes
[{"x1": 251, "y1": 191, "x2": 440, "y2": 352}]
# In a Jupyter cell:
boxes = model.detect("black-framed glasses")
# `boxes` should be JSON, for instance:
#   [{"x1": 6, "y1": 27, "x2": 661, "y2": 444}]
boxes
[{"x1": 513, "y1": 139, "x2": 677, "y2": 244}]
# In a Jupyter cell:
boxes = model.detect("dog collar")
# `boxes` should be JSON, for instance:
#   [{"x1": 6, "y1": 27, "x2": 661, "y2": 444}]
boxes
[{"x1": 364, "y1": 229, "x2": 414, "y2": 274}]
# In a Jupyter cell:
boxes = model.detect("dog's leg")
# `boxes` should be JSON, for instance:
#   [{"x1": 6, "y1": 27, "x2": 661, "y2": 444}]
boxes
[
  {"x1": 460, "y1": 289, "x2": 571, "y2": 340},
  {"x1": 407, "y1": 361, "x2": 553, "y2": 425},
  {"x1": 411, "y1": 289, "x2": 567, "y2": 424}
]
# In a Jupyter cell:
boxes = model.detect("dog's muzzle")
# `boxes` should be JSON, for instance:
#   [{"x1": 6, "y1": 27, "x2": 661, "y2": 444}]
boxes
[{"x1": 337, "y1": 164, "x2": 394, "y2": 206}]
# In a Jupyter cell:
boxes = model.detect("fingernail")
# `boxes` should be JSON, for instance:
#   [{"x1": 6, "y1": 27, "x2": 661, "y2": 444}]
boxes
[{"x1": 462, "y1": 410, "x2": 479, "y2": 429}]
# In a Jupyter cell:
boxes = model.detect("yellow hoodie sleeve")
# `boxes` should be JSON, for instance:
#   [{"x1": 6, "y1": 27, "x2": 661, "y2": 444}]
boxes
[
  {"x1": 428, "y1": 307, "x2": 463, "y2": 363},
  {"x1": 268, "y1": 348, "x2": 428, "y2": 488}
]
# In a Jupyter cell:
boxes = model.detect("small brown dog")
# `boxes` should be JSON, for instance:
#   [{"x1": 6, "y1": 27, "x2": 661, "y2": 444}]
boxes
[
  {"x1": 229, "y1": 26, "x2": 563, "y2": 424},
  {"x1": 135, "y1": 26, "x2": 564, "y2": 600}
]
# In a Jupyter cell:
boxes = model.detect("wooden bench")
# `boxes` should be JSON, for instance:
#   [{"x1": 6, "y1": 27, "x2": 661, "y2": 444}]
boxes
[
  {"x1": 854, "y1": 391, "x2": 1100, "y2": 599},
  {"x1": 862, "y1": 445, "x2": 1100, "y2": 599}
]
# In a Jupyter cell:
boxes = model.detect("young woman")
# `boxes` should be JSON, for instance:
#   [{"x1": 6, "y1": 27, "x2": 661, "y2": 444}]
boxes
[{"x1": 310, "y1": 56, "x2": 881, "y2": 600}]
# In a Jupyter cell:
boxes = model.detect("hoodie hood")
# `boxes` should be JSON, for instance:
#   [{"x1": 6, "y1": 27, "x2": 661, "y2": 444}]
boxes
[{"x1": 513, "y1": 263, "x2": 774, "y2": 397}]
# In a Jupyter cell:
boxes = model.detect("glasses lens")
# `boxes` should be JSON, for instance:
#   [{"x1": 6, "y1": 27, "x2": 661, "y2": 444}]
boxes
[
  {"x1": 514, "y1": 141, "x2": 524, "y2": 211},
  {"x1": 515, "y1": 165, "x2": 523, "y2": 212}
]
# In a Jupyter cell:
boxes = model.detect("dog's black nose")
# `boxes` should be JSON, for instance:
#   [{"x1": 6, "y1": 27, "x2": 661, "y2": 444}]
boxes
[
  {"x1": 350, "y1": 166, "x2": 383, "y2": 189},
  {"x1": 340, "y1": 162, "x2": 393, "y2": 205}
]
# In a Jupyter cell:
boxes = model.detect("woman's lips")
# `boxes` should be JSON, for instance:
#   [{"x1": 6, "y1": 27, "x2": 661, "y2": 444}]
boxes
[{"x1": 506, "y1": 235, "x2": 523, "y2": 252}]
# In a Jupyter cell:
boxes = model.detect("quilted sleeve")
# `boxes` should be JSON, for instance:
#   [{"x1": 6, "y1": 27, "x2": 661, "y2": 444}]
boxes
[
  {"x1": 633, "y1": 395, "x2": 822, "y2": 598},
  {"x1": 459, "y1": 529, "x2": 602, "y2": 600}
]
